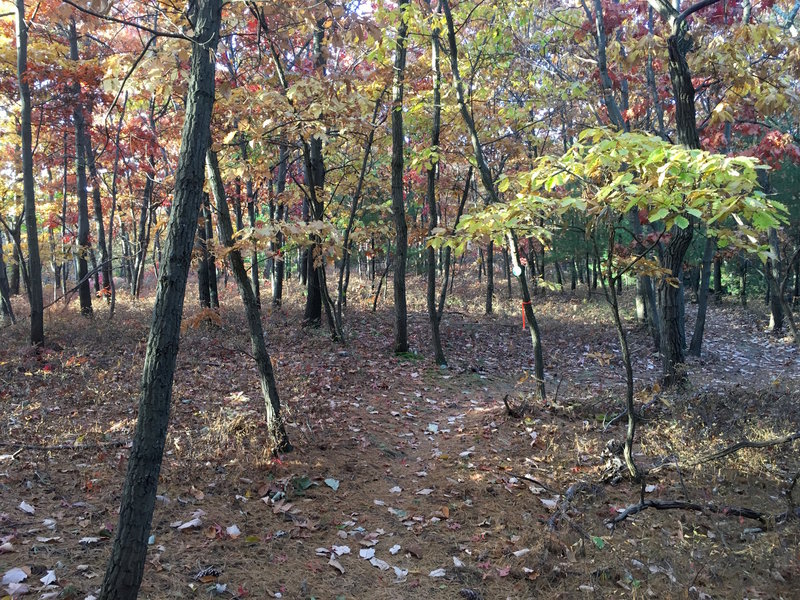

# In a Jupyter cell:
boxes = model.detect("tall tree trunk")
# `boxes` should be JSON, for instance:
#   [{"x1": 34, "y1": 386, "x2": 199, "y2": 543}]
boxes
[
  {"x1": 69, "y1": 18, "x2": 93, "y2": 317},
  {"x1": 391, "y1": 0, "x2": 410, "y2": 353},
  {"x1": 16, "y1": 0, "x2": 43, "y2": 344},
  {"x1": 647, "y1": 0, "x2": 721, "y2": 383},
  {"x1": 108, "y1": 94, "x2": 126, "y2": 318},
  {"x1": 442, "y1": 0, "x2": 546, "y2": 391},
  {"x1": 303, "y1": 21, "x2": 326, "y2": 327},
  {"x1": 425, "y1": 3, "x2": 445, "y2": 364},
  {"x1": 208, "y1": 149, "x2": 291, "y2": 447},
  {"x1": 98, "y1": 3, "x2": 222, "y2": 597}
]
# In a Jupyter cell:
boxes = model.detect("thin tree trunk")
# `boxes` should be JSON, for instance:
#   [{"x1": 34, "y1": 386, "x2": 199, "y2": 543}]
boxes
[
  {"x1": 99, "y1": 3, "x2": 222, "y2": 597},
  {"x1": 69, "y1": 18, "x2": 93, "y2": 317},
  {"x1": 84, "y1": 113, "x2": 112, "y2": 301},
  {"x1": 17, "y1": 0, "x2": 42, "y2": 343},
  {"x1": 0, "y1": 231, "x2": 15, "y2": 323},
  {"x1": 208, "y1": 148, "x2": 292, "y2": 446},
  {"x1": 391, "y1": 0, "x2": 410, "y2": 353},
  {"x1": 689, "y1": 234, "x2": 715, "y2": 356}
]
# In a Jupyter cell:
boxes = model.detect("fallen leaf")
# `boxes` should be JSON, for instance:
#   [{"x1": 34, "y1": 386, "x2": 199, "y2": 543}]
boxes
[
  {"x1": 328, "y1": 555, "x2": 345, "y2": 574},
  {"x1": 226, "y1": 524, "x2": 241, "y2": 539},
  {"x1": 39, "y1": 570, "x2": 57, "y2": 585}
]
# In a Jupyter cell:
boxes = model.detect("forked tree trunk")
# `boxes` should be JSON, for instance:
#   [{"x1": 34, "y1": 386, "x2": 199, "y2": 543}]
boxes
[{"x1": 98, "y1": 3, "x2": 222, "y2": 598}]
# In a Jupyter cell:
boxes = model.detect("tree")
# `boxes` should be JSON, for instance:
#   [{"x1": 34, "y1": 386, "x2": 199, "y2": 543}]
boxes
[
  {"x1": 99, "y1": 1, "x2": 222, "y2": 597},
  {"x1": 15, "y1": 0, "x2": 43, "y2": 345},
  {"x1": 207, "y1": 148, "x2": 292, "y2": 450},
  {"x1": 390, "y1": 0, "x2": 410, "y2": 354},
  {"x1": 68, "y1": 18, "x2": 93, "y2": 317}
]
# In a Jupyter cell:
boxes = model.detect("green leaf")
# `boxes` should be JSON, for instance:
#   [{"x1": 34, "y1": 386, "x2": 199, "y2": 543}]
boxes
[
  {"x1": 649, "y1": 208, "x2": 669, "y2": 223},
  {"x1": 674, "y1": 215, "x2": 690, "y2": 229},
  {"x1": 591, "y1": 536, "x2": 606, "y2": 550}
]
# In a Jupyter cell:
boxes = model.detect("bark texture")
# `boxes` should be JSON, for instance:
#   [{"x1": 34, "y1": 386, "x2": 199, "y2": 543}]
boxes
[{"x1": 98, "y1": 4, "x2": 221, "y2": 597}]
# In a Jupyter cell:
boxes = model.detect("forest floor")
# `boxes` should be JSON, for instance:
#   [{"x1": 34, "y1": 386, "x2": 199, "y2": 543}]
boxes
[{"x1": 1, "y1": 273, "x2": 799, "y2": 600}]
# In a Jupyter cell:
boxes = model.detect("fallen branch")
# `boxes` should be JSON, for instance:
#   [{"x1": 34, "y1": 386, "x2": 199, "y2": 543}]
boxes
[
  {"x1": 0, "y1": 440, "x2": 129, "y2": 452},
  {"x1": 607, "y1": 499, "x2": 768, "y2": 528},
  {"x1": 688, "y1": 431, "x2": 800, "y2": 466}
]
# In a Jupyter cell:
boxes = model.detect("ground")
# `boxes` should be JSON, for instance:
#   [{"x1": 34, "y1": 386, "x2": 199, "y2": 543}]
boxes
[{"x1": 1, "y1": 273, "x2": 799, "y2": 600}]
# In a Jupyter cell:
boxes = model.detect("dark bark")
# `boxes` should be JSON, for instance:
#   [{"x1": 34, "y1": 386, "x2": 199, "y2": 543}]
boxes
[
  {"x1": 303, "y1": 21, "x2": 326, "y2": 327},
  {"x1": 768, "y1": 228, "x2": 784, "y2": 332},
  {"x1": 16, "y1": 0, "x2": 41, "y2": 342},
  {"x1": 391, "y1": 0, "x2": 410, "y2": 354},
  {"x1": 196, "y1": 197, "x2": 211, "y2": 309},
  {"x1": 271, "y1": 142, "x2": 288, "y2": 306},
  {"x1": 0, "y1": 231, "x2": 15, "y2": 323},
  {"x1": 98, "y1": 3, "x2": 222, "y2": 598},
  {"x1": 203, "y1": 194, "x2": 219, "y2": 309},
  {"x1": 689, "y1": 234, "x2": 715, "y2": 356},
  {"x1": 69, "y1": 19, "x2": 93, "y2": 317},
  {"x1": 208, "y1": 149, "x2": 292, "y2": 448},
  {"x1": 485, "y1": 241, "x2": 494, "y2": 313},
  {"x1": 425, "y1": 4, "x2": 445, "y2": 365}
]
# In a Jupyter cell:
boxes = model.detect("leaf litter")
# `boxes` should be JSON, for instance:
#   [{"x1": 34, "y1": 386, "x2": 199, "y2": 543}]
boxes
[{"x1": 0, "y1": 284, "x2": 797, "y2": 599}]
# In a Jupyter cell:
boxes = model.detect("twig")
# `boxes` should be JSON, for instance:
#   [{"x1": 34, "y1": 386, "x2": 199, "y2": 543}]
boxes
[
  {"x1": 688, "y1": 431, "x2": 800, "y2": 466},
  {"x1": 607, "y1": 499, "x2": 768, "y2": 528}
]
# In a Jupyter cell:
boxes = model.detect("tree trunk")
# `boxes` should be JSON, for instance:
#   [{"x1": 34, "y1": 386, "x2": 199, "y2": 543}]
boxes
[
  {"x1": 203, "y1": 193, "x2": 219, "y2": 309},
  {"x1": 486, "y1": 242, "x2": 494, "y2": 313},
  {"x1": 208, "y1": 149, "x2": 291, "y2": 447},
  {"x1": 271, "y1": 142, "x2": 288, "y2": 306},
  {"x1": 508, "y1": 231, "x2": 546, "y2": 400},
  {"x1": 302, "y1": 22, "x2": 326, "y2": 327},
  {"x1": 15, "y1": 0, "x2": 42, "y2": 343},
  {"x1": 0, "y1": 231, "x2": 15, "y2": 323},
  {"x1": 69, "y1": 18, "x2": 93, "y2": 317},
  {"x1": 98, "y1": 4, "x2": 221, "y2": 597},
  {"x1": 84, "y1": 114, "x2": 112, "y2": 301},
  {"x1": 196, "y1": 197, "x2": 211, "y2": 309},
  {"x1": 689, "y1": 234, "x2": 715, "y2": 356},
  {"x1": 768, "y1": 228, "x2": 784, "y2": 332},
  {"x1": 391, "y1": 0, "x2": 410, "y2": 354}
]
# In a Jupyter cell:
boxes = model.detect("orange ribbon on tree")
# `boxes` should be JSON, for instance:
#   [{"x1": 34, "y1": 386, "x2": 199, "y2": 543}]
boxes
[{"x1": 521, "y1": 300, "x2": 532, "y2": 330}]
